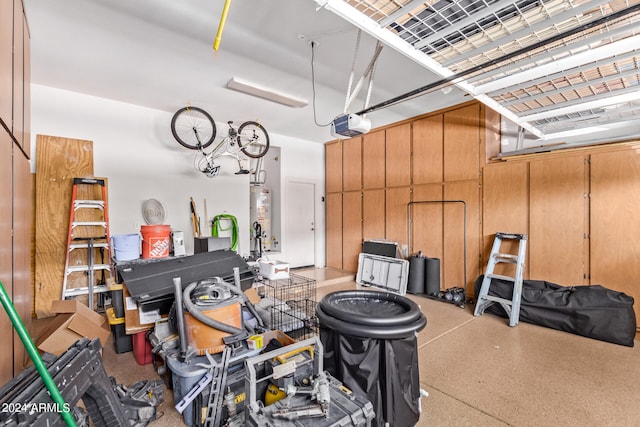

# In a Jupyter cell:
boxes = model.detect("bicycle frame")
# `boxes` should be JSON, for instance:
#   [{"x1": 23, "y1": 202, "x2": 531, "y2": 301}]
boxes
[{"x1": 197, "y1": 123, "x2": 250, "y2": 177}]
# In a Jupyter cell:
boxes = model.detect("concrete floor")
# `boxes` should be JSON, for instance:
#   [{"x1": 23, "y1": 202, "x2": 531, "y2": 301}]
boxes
[{"x1": 102, "y1": 268, "x2": 640, "y2": 426}]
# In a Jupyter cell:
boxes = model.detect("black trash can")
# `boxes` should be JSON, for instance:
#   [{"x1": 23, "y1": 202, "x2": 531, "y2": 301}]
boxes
[{"x1": 317, "y1": 290, "x2": 427, "y2": 427}]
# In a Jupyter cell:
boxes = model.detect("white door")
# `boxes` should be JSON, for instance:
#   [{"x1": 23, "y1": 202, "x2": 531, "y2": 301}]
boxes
[{"x1": 285, "y1": 181, "x2": 315, "y2": 268}]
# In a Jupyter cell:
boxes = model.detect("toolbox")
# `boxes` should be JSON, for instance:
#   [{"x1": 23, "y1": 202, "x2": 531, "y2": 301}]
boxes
[{"x1": 241, "y1": 337, "x2": 375, "y2": 427}]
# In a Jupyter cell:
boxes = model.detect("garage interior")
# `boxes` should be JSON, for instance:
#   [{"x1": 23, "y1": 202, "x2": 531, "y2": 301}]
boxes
[{"x1": 2, "y1": 0, "x2": 640, "y2": 426}]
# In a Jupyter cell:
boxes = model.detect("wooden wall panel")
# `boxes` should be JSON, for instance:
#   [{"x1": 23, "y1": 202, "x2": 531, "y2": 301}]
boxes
[
  {"x1": 12, "y1": 0, "x2": 23, "y2": 149},
  {"x1": 342, "y1": 137, "x2": 362, "y2": 191},
  {"x1": 385, "y1": 186, "x2": 411, "y2": 251},
  {"x1": 412, "y1": 115, "x2": 443, "y2": 185},
  {"x1": 325, "y1": 193, "x2": 342, "y2": 269},
  {"x1": 325, "y1": 141, "x2": 342, "y2": 193},
  {"x1": 444, "y1": 181, "x2": 480, "y2": 295},
  {"x1": 21, "y1": 12, "x2": 29, "y2": 158},
  {"x1": 410, "y1": 184, "x2": 443, "y2": 258},
  {"x1": 444, "y1": 104, "x2": 480, "y2": 182},
  {"x1": 363, "y1": 189, "x2": 385, "y2": 241},
  {"x1": 0, "y1": 0, "x2": 11, "y2": 126},
  {"x1": 0, "y1": 131, "x2": 13, "y2": 384},
  {"x1": 482, "y1": 162, "x2": 529, "y2": 277},
  {"x1": 385, "y1": 124, "x2": 411, "y2": 187},
  {"x1": 12, "y1": 150, "x2": 31, "y2": 372},
  {"x1": 35, "y1": 135, "x2": 94, "y2": 318},
  {"x1": 529, "y1": 155, "x2": 586, "y2": 285},
  {"x1": 362, "y1": 130, "x2": 385, "y2": 189},
  {"x1": 342, "y1": 191, "x2": 362, "y2": 273},
  {"x1": 591, "y1": 149, "x2": 640, "y2": 327}
]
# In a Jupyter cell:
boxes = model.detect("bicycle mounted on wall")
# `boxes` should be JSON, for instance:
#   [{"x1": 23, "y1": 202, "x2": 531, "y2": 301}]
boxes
[{"x1": 170, "y1": 106, "x2": 270, "y2": 177}]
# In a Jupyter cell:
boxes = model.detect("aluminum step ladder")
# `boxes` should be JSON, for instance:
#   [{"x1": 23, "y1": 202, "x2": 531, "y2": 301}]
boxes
[
  {"x1": 62, "y1": 178, "x2": 112, "y2": 310},
  {"x1": 474, "y1": 232, "x2": 527, "y2": 327}
]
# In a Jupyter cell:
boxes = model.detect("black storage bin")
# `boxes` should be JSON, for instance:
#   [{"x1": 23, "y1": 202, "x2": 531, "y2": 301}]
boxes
[
  {"x1": 317, "y1": 290, "x2": 427, "y2": 427},
  {"x1": 473, "y1": 275, "x2": 636, "y2": 347}
]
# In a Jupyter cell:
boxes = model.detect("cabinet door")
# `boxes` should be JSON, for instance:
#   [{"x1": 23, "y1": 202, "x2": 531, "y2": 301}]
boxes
[
  {"x1": 385, "y1": 124, "x2": 411, "y2": 187},
  {"x1": 529, "y1": 155, "x2": 586, "y2": 285},
  {"x1": 362, "y1": 130, "x2": 385, "y2": 189},
  {"x1": 0, "y1": 0, "x2": 12, "y2": 126},
  {"x1": 342, "y1": 191, "x2": 362, "y2": 272},
  {"x1": 410, "y1": 184, "x2": 443, "y2": 258},
  {"x1": 21, "y1": 12, "x2": 29, "y2": 158},
  {"x1": 0, "y1": 130, "x2": 13, "y2": 383},
  {"x1": 482, "y1": 162, "x2": 529, "y2": 277},
  {"x1": 385, "y1": 186, "x2": 411, "y2": 250},
  {"x1": 325, "y1": 141, "x2": 342, "y2": 193},
  {"x1": 591, "y1": 149, "x2": 640, "y2": 327},
  {"x1": 444, "y1": 181, "x2": 480, "y2": 294},
  {"x1": 363, "y1": 189, "x2": 385, "y2": 241},
  {"x1": 412, "y1": 115, "x2": 443, "y2": 184},
  {"x1": 325, "y1": 193, "x2": 342, "y2": 269},
  {"x1": 12, "y1": 0, "x2": 24, "y2": 148},
  {"x1": 343, "y1": 137, "x2": 362, "y2": 191},
  {"x1": 444, "y1": 104, "x2": 480, "y2": 182},
  {"x1": 13, "y1": 149, "x2": 31, "y2": 372}
]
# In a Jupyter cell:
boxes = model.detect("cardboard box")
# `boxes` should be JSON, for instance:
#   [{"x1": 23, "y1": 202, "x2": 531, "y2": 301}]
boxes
[
  {"x1": 36, "y1": 300, "x2": 111, "y2": 355},
  {"x1": 259, "y1": 260, "x2": 290, "y2": 280}
]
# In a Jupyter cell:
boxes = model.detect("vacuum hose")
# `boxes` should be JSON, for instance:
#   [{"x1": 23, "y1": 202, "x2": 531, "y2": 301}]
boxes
[{"x1": 182, "y1": 280, "x2": 244, "y2": 335}]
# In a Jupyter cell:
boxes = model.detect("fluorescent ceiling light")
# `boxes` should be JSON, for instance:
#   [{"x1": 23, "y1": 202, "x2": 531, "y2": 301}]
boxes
[{"x1": 226, "y1": 77, "x2": 308, "y2": 108}]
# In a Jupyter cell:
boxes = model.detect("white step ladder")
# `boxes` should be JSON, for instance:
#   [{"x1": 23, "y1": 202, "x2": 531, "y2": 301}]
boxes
[{"x1": 474, "y1": 232, "x2": 527, "y2": 327}]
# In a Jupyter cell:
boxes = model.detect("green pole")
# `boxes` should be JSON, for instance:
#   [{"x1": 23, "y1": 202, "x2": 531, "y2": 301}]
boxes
[{"x1": 0, "y1": 281, "x2": 77, "y2": 427}]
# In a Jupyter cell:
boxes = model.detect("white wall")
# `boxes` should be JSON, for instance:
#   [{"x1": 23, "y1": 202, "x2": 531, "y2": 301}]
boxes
[{"x1": 31, "y1": 85, "x2": 325, "y2": 264}]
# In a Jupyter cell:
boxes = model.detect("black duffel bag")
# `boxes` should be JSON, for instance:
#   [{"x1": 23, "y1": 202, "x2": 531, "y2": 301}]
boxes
[{"x1": 474, "y1": 275, "x2": 636, "y2": 347}]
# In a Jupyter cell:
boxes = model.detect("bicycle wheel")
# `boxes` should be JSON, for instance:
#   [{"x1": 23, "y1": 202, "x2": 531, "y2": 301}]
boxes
[
  {"x1": 171, "y1": 106, "x2": 217, "y2": 150},
  {"x1": 237, "y1": 121, "x2": 269, "y2": 158}
]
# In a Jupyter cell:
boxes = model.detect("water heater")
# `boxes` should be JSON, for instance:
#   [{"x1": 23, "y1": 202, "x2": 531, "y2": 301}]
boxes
[{"x1": 250, "y1": 185, "x2": 272, "y2": 251}]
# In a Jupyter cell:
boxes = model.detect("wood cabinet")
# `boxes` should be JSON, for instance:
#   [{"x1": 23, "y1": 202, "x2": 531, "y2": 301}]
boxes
[
  {"x1": 325, "y1": 193, "x2": 343, "y2": 269},
  {"x1": 412, "y1": 115, "x2": 443, "y2": 185},
  {"x1": 342, "y1": 191, "x2": 362, "y2": 272},
  {"x1": 325, "y1": 141, "x2": 342, "y2": 193},
  {"x1": 529, "y1": 155, "x2": 587, "y2": 285},
  {"x1": 410, "y1": 184, "x2": 443, "y2": 258},
  {"x1": 0, "y1": 0, "x2": 30, "y2": 383},
  {"x1": 385, "y1": 123, "x2": 411, "y2": 187},
  {"x1": 444, "y1": 104, "x2": 480, "y2": 182},
  {"x1": 362, "y1": 130, "x2": 385, "y2": 189},
  {"x1": 590, "y1": 149, "x2": 640, "y2": 327},
  {"x1": 342, "y1": 137, "x2": 362, "y2": 191}
]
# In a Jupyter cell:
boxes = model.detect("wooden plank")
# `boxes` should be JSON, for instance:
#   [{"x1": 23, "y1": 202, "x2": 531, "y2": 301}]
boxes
[
  {"x1": 362, "y1": 130, "x2": 385, "y2": 189},
  {"x1": 385, "y1": 123, "x2": 411, "y2": 187},
  {"x1": 591, "y1": 149, "x2": 640, "y2": 328},
  {"x1": 0, "y1": 0, "x2": 12, "y2": 126},
  {"x1": 410, "y1": 184, "x2": 443, "y2": 258},
  {"x1": 412, "y1": 115, "x2": 443, "y2": 185},
  {"x1": 325, "y1": 193, "x2": 342, "y2": 269},
  {"x1": 444, "y1": 181, "x2": 480, "y2": 296},
  {"x1": 342, "y1": 136, "x2": 362, "y2": 191},
  {"x1": 35, "y1": 135, "x2": 94, "y2": 318},
  {"x1": 342, "y1": 191, "x2": 362, "y2": 273},
  {"x1": 482, "y1": 162, "x2": 529, "y2": 278},
  {"x1": 385, "y1": 186, "x2": 411, "y2": 251},
  {"x1": 325, "y1": 141, "x2": 342, "y2": 193},
  {"x1": 363, "y1": 189, "x2": 385, "y2": 241},
  {"x1": 444, "y1": 104, "x2": 480, "y2": 182},
  {"x1": 529, "y1": 155, "x2": 586, "y2": 286}
]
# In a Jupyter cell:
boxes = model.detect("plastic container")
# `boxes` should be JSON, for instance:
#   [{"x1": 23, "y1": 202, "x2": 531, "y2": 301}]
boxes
[
  {"x1": 140, "y1": 224, "x2": 171, "y2": 259},
  {"x1": 111, "y1": 233, "x2": 140, "y2": 261},
  {"x1": 132, "y1": 331, "x2": 153, "y2": 365},
  {"x1": 106, "y1": 307, "x2": 132, "y2": 354},
  {"x1": 183, "y1": 300, "x2": 242, "y2": 355}
]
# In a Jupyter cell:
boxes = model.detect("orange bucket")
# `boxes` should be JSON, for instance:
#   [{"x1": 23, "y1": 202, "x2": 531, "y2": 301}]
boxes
[{"x1": 140, "y1": 224, "x2": 171, "y2": 259}]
